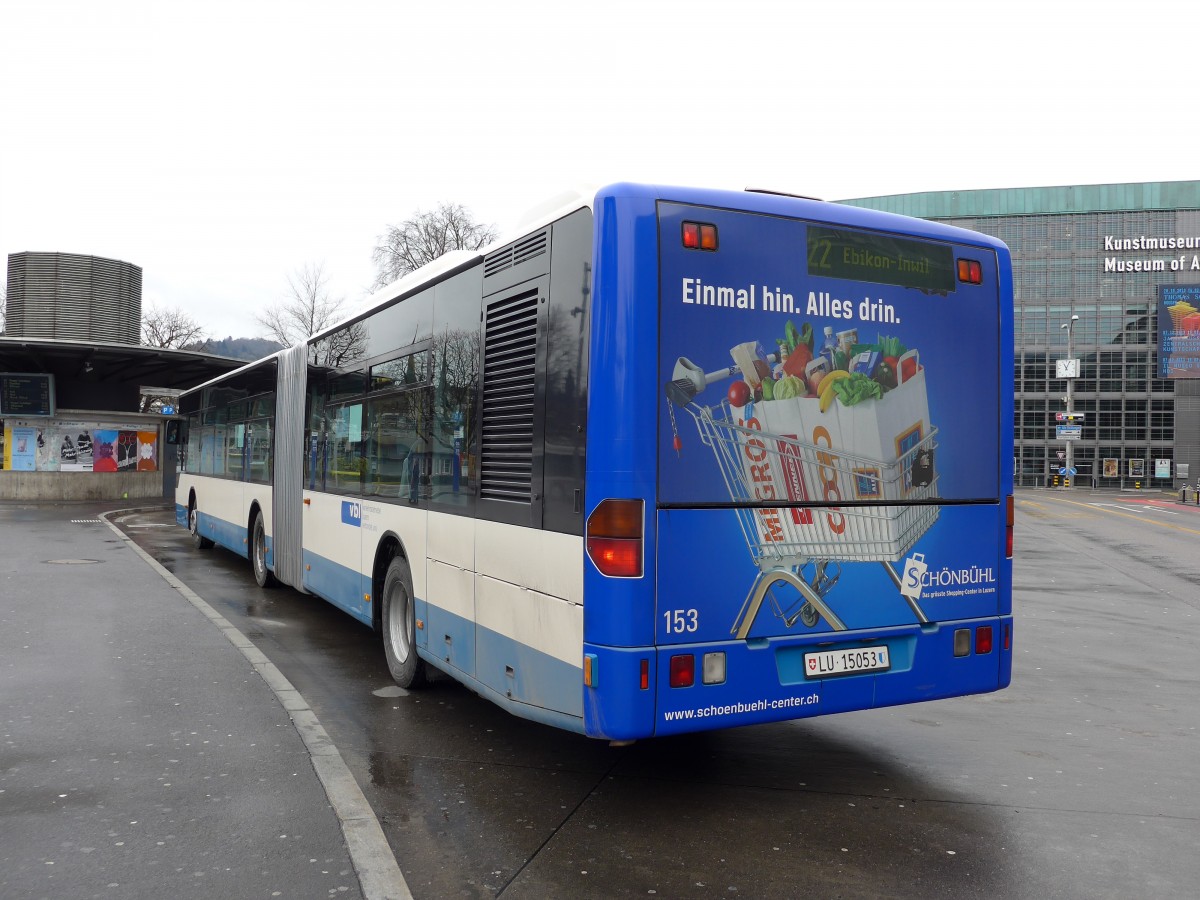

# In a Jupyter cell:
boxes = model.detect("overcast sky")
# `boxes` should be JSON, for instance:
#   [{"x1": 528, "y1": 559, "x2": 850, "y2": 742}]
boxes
[{"x1": 2, "y1": 1, "x2": 1197, "y2": 342}]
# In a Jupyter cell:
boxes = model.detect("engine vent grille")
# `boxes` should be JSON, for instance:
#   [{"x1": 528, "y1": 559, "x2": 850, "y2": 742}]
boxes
[
  {"x1": 480, "y1": 288, "x2": 539, "y2": 503},
  {"x1": 483, "y1": 231, "x2": 547, "y2": 279}
]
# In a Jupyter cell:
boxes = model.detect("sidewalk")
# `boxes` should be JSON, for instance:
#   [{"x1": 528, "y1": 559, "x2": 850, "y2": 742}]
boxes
[{"x1": 0, "y1": 501, "x2": 377, "y2": 899}]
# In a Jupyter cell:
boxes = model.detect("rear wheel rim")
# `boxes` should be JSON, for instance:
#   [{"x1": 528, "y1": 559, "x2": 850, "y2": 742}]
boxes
[
  {"x1": 253, "y1": 521, "x2": 266, "y2": 579},
  {"x1": 387, "y1": 579, "x2": 412, "y2": 664}
]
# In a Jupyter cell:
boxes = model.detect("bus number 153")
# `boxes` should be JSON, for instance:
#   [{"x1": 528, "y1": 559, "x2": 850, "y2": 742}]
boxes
[{"x1": 664, "y1": 609, "x2": 699, "y2": 634}]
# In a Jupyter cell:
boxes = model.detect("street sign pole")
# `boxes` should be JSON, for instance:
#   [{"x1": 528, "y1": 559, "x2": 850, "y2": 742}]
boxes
[{"x1": 1060, "y1": 315, "x2": 1079, "y2": 487}]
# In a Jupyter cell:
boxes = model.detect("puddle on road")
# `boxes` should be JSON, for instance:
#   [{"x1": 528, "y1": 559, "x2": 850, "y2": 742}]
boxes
[{"x1": 372, "y1": 685, "x2": 409, "y2": 698}]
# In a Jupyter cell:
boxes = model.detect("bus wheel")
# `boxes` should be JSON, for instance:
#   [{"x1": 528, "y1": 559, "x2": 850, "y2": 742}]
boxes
[
  {"x1": 189, "y1": 503, "x2": 214, "y2": 550},
  {"x1": 382, "y1": 556, "x2": 425, "y2": 688},
  {"x1": 251, "y1": 511, "x2": 276, "y2": 588}
]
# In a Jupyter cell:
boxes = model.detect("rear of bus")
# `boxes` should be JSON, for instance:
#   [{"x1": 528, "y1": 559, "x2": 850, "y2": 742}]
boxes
[{"x1": 582, "y1": 185, "x2": 1013, "y2": 740}]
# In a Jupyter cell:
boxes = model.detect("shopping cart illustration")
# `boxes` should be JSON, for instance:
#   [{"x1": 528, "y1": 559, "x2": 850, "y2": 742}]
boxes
[{"x1": 666, "y1": 355, "x2": 940, "y2": 639}]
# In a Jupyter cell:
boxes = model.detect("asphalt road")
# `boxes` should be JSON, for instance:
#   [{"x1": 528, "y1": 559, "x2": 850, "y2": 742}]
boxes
[{"x1": 88, "y1": 490, "x2": 1200, "y2": 897}]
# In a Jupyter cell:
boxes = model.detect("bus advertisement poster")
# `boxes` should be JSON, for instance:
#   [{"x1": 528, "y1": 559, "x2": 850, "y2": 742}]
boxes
[{"x1": 657, "y1": 203, "x2": 1007, "y2": 644}]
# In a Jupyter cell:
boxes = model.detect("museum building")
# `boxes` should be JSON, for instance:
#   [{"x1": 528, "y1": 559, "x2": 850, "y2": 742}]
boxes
[{"x1": 843, "y1": 181, "x2": 1200, "y2": 489}]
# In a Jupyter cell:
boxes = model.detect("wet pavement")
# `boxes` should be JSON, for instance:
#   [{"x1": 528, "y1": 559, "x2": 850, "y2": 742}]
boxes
[
  {"x1": 5, "y1": 491, "x2": 1200, "y2": 898},
  {"x1": 0, "y1": 501, "x2": 402, "y2": 900}
]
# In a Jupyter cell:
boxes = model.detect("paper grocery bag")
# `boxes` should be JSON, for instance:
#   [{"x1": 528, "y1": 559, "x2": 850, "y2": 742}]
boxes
[{"x1": 730, "y1": 370, "x2": 936, "y2": 561}]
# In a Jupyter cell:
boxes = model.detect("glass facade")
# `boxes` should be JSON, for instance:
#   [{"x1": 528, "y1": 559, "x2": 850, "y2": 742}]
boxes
[{"x1": 843, "y1": 183, "x2": 1200, "y2": 488}]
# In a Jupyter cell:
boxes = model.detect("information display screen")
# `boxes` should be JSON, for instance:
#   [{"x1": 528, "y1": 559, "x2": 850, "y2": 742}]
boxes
[
  {"x1": 807, "y1": 226, "x2": 956, "y2": 293},
  {"x1": 0, "y1": 373, "x2": 56, "y2": 417}
]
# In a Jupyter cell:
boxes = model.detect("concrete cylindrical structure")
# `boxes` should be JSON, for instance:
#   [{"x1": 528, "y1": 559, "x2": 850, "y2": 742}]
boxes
[{"x1": 5, "y1": 251, "x2": 142, "y2": 344}]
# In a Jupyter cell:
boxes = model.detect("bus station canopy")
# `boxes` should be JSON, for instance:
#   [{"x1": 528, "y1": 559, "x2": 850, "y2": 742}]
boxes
[{"x1": 0, "y1": 336, "x2": 246, "y2": 411}]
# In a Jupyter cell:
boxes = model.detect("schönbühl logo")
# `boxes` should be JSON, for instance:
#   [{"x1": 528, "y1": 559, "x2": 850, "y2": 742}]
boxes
[{"x1": 900, "y1": 552, "x2": 928, "y2": 601}]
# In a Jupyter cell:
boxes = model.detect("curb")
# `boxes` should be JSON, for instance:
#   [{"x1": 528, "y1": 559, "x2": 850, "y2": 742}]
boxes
[{"x1": 101, "y1": 508, "x2": 413, "y2": 900}]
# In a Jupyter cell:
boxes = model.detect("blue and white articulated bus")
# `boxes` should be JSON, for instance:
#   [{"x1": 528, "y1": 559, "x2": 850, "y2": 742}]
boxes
[{"x1": 175, "y1": 183, "x2": 1014, "y2": 741}]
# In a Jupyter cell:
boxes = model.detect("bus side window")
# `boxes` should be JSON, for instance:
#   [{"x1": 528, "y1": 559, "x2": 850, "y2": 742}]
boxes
[{"x1": 327, "y1": 402, "x2": 365, "y2": 492}]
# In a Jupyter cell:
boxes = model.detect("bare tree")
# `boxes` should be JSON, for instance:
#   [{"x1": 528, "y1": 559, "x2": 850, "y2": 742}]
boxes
[
  {"x1": 137, "y1": 301, "x2": 207, "y2": 412},
  {"x1": 371, "y1": 202, "x2": 498, "y2": 290},
  {"x1": 141, "y1": 302, "x2": 209, "y2": 349},
  {"x1": 256, "y1": 262, "x2": 366, "y2": 368}
]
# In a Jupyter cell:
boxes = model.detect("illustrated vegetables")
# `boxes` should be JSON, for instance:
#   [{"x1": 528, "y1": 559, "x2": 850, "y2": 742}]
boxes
[
  {"x1": 774, "y1": 374, "x2": 806, "y2": 400},
  {"x1": 782, "y1": 342, "x2": 813, "y2": 377},
  {"x1": 875, "y1": 360, "x2": 897, "y2": 390},
  {"x1": 877, "y1": 335, "x2": 907, "y2": 358},
  {"x1": 782, "y1": 321, "x2": 813, "y2": 354},
  {"x1": 832, "y1": 372, "x2": 883, "y2": 407},
  {"x1": 743, "y1": 325, "x2": 920, "y2": 411},
  {"x1": 776, "y1": 320, "x2": 815, "y2": 378}
]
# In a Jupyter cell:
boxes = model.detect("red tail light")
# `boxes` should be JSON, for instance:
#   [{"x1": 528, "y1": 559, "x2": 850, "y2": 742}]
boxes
[
  {"x1": 586, "y1": 499, "x2": 644, "y2": 578},
  {"x1": 975, "y1": 626, "x2": 993, "y2": 655},
  {"x1": 669, "y1": 654, "x2": 695, "y2": 687}
]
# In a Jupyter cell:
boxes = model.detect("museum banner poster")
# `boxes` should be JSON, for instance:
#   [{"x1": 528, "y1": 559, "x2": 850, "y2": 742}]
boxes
[{"x1": 1157, "y1": 285, "x2": 1200, "y2": 378}]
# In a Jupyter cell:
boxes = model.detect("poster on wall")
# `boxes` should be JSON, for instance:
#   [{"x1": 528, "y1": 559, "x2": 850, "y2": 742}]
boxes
[
  {"x1": 116, "y1": 431, "x2": 140, "y2": 471},
  {"x1": 1128, "y1": 458, "x2": 1145, "y2": 478},
  {"x1": 61, "y1": 429, "x2": 94, "y2": 471},
  {"x1": 1103, "y1": 458, "x2": 1119, "y2": 478},
  {"x1": 36, "y1": 428, "x2": 58, "y2": 471},
  {"x1": 2, "y1": 422, "x2": 157, "y2": 473},
  {"x1": 137, "y1": 431, "x2": 158, "y2": 471},
  {"x1": 92, "y1": 430, "x2": 118, "y2": 472},
  {"x1": 1157, "y1": 285, "x2": 1200, "y2": 378},
  {"x1": 9, "y1": 426, "x2": 38, "y2": 471}
]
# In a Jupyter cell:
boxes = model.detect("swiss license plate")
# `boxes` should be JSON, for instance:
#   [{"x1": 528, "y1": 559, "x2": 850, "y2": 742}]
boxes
[{"x1": 804, "y1": 646, "x2": 890, "y2": 678}]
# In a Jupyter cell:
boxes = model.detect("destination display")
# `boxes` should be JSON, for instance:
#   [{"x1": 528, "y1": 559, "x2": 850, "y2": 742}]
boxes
[
  {"x1": 807, "y1": 226, "x2": 957, "y2": 293},
  {"x1": 0, "y1": 373, "x2": 55, "y2": 417}
]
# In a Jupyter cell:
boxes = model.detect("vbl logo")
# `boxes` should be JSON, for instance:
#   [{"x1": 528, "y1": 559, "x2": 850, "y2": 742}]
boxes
[{"x1": 341, "y1": 501, "x2": 362, "y2": 527}]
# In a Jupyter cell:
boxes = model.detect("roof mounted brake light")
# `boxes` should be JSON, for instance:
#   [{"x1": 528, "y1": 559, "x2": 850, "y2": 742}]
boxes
[
  {"x1": 682, "y1": 221, "x2": 718, "y2": 251},
  {"x1": 957, "y1": 258, "x2": 983, "y2": 284}
]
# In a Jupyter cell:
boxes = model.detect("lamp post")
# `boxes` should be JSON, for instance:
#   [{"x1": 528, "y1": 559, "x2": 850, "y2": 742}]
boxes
[{"x1": 1061, "y1": 314, "x2": 1079, "y2": 486}]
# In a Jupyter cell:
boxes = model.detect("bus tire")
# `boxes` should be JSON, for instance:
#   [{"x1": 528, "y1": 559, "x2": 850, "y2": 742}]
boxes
[
  {"x1": 189, "y1": 502, "x2": 214, "y2": 550},
  {"x1": 251, "y1": 511, "x2": 276, "y2": 588},
  {"x1": 382, "y1": 556, "x2": 425, "y2": 689}
]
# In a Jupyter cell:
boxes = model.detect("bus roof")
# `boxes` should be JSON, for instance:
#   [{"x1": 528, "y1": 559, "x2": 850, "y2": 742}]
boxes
[
  {"x1": 591, "y1": 182, "x2": 1010, "y2": 253},
  {"x1": 184, "y1": 182, "x2": 1008, "y2": 396}
]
